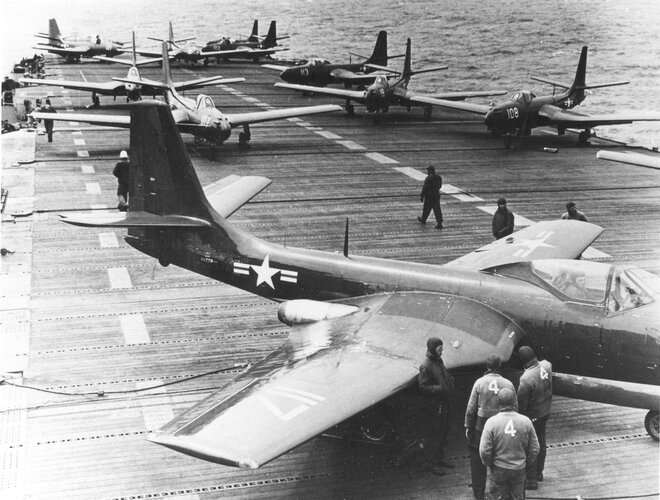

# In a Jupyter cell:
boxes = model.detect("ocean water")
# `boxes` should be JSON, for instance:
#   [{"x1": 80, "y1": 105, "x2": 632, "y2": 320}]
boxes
[{"x1": 2, "y1": 0, "x2": 659, "y2": 146}]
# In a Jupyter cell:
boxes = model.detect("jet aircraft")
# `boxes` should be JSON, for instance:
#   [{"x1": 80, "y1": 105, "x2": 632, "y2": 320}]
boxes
[
  {"x1": 20, "y1": 33, "x2": 175, "y2": 105},
  {"x1": 276, "y1": 38, "x2": 506, "y2": 117},
  {"x1": 31, "y1": 42, "x2": 341, "y2": 156},
  {"x1": 34, "y1": 18, "x2": 126, "y2": 63},
  {"x1": 137, "y1": 22, "x2": 248, "y2": 65},
  {"x1": 411, "y1": 46, "x2": 660, "y2": 147},
  {"x1": 59, "y1": 100, "x2": 660, "y2": 469},
  {"x1": 262, "y1": 30, "x2": 400, "y2": 88},
  {"x1": 202, "y1": 20, "x2": 289, "y2": 62}
]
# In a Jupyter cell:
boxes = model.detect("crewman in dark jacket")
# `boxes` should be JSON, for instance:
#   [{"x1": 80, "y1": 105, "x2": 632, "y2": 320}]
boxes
[
  {"x1": 417, "y1": 165, "x2": 444, "y2": 229},
  {"x1": 492, "y1": 197, "x2": 514, "y2": 239},
  {"x1": 465, "y1": 354, "x2": 516, "y2": 500},
  {"x1": 113, "y1": 150, "x2": 130, "y2": 211},
  {"x1": 40, "y1": 98, "x2": 56, "y2": 142},
  {"x1": 517, "y1": 346, "x2": 553, "y2": 490},
  {"x1": 418, "y1": 337, "x2": 455, "y2": 475}
]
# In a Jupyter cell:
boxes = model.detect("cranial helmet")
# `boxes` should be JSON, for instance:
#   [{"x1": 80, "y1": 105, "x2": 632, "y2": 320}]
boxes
[{"x1": 119, "y1": 150, "x2": 128, "y2": 159}]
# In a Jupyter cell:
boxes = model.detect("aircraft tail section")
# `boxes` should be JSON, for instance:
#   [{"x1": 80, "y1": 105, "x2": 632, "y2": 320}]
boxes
[
  {"x1": 161, "y1": 41, "x2": 174, "y2": 91},
  {"x1": 249, "y1": 20, "x2": 259, "y2": 41},
  {"x1": 40, "y1": 18, "x2": 64, "y2": 46},
  {"x1": 366, "y1": 30, "x2": 388, "y2": 66},
  {"x1": 566, "y1": 46, "x2": 588, "y2": 106},
  {"x1": 261, "y1": 21, "x2": 277, "y2": 48}
]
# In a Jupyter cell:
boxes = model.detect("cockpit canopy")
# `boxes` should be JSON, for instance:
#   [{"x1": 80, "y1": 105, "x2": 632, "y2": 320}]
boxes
[
  {"x1": 510, "y1": 91, "x2": 535, "y2": 105},
  {"x1": 195, "y1": 94, "x2": 215, "y2": 110},
  {"x1": 373, "y1": 75, "x2": 388, "y2": 86},
  {"x1": 531, "y1": 259, "x2": 655, "y2": 312},
  {"x1": 307, "y1": 58, "x2": 331, "y2": 67}
]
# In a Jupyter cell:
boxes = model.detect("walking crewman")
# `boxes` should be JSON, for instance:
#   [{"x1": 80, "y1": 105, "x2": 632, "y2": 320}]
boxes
[
  {"x1": 113, "y1": 150, "x2": 130, "y2": 211},
  {"x1": 40, "y1": 98, "x2": 57, "y2": 142},
  {"x1": 517, "y1": 346, "x2": 553, "y2": 490},
  {"x1": 465, "y1": 354, "x2": 516, "y2": 500},
  {"x1": 417, "y1": 165, "x2": 444, "y2": 229},
  {"x1": 479, "y1": 388, "x2": 540, "y2": 500}
]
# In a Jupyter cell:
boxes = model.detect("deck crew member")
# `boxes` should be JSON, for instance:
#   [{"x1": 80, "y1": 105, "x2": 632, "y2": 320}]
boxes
[
  {"x1": 417, "y1": 165, "x2": 444, "y2": 229},
  {"x1": 113, "y1": 150, "x2": 130, "y2": 211},
  {"x1": 39, "y1": 98, "x2": 56, "y2": 142},
  {"x1": 492, "y1": 197, "x2": 514, "y2": 239},
  {"x1": 561, "y1": 201, "x2": 588, "y2": 222}
]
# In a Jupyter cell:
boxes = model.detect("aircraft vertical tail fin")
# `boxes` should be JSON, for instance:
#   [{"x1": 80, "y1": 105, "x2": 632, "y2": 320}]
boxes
[
  {"x1": 131, "y1": 31, "x2": 137, "y2": 66},
  {"x1": 249, "y1": 20, "x2": 259, "y2": 41},
  {"x1": 262, "y1": 21, "x2": 277, "y2": 48},
  {"x1": 366, "y1": 30, "x2": 388, "y2": 66},
  {"x1": 567, "y1": 46, "x2": 588, "y2": 106},
  {"x1": 161, "y1": 41, "x2": 174, "y2": 92},
  {"x1": 48, "y1": 18, "x2": 64, "y2": 46},
  {"x1": 168, "y1": 21, "x2": 175, "y2": 45},
  {"x1": 401, "y1": 38, "x2": 412, "y2": 87}
]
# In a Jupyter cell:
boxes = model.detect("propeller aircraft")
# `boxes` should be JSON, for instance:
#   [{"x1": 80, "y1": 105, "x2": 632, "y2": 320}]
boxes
[
  {"x1": 411, "y1": 46, "x2": 660, "y2": 147},
  {"x1": 276, "y1": 38, "x2": 506, "y2": 117},
  {"x1": 34, "y1": 18, "x2": 126, "y2": 63},
  {"x1": 137, "y1": 21, "x2": 249, "y2": 65},
  {"x1": 31, "y1": 42, "x2": 341, "y2": 156},
  {"x1": 262, "y1": 30, "x2": 400, "y2": 88},
  {"x1": 202, "y1": 20, "x2": 289, "y2": 62},
  {"x1": 59, "y1": 100, "x2": 660, "y2": 469}
]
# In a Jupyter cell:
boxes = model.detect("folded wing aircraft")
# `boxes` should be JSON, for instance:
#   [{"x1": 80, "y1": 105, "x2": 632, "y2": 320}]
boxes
[
  {"x1": 408, "y1": 46, "x2": 660, "y2": 146},
  {"x1": 59, "y1": 101, "x2": 660, "y2": 469},
  {"x1": 275, "y1": 38, "x2": 506, "y2": 117},
  {"x1": 31, "y1": 42, "x2": 341, "y2": 156}
]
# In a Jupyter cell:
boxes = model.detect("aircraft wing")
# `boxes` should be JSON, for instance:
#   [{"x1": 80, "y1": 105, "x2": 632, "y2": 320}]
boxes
[
  {"x1": 428, "y1": 90, "x2": 508, "y2": 101},
  {"x1": 31, "y1": 111, "x2": 131, "y2": 128},
  {"x1": 173, "y1": 77, "x2": 245, "y2": 92},
  {"x1": 444, "y1": 220, "x2": 604, "y2": 271},
  {"x1": 408, "y1": 95, "x2": 492, "y2": 115},
  {"x1": 538, "y1": 104, "x2": 660, "y2": 127},
  {"x1": 148, "y1": 291, "x2": 522, "y2": 468},
  {"x1": 329, "y1": 68, "x2": 384, "y2": 83},
  {"x1": 19, "y1": 77, "x2": 125, "y2": 95},
  {"x1": 275, "y1": 82, "x2": 365, "y2": 101},
  {"x1": 224, "y1": 104, "x2": 342, "y2": 127},
  {"x1": 261, "y1": 63, "x2": 290, "y2": 72},
  {"x1": 190, "y1": 48, "x2": 251, "y2": 60},
  {"x1": 93, "y1": 55, "x2": 163, "y2": 66}
]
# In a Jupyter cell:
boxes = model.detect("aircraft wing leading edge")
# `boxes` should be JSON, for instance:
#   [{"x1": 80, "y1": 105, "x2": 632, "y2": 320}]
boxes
[
  {"x1": 224, "y1": 104, "x2": 342, "y2": 127},
  {"x1": 538, "y1": 104, "x2": 660, "y2": 127},
  {"x1": 148, "y1": 291, "x2": 522, "y2": 468}
]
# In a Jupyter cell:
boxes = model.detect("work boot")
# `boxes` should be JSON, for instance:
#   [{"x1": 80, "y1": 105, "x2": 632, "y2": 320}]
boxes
[
  {"x1": 537, "y1": 472, "x2": 543, "y2": 482},
  {"x1": 526, "y1": 481, "x2": 538, "y2": 490},
  {"x1": 435, "y1": 224, "x2": 443, "y2": 229},
  {"x1": 417, "y1": 216, "x2": 426, "y2": 224}
]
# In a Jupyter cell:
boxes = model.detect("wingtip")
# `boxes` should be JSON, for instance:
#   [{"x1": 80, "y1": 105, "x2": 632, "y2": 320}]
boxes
[{"x1": 147, "y1": 433, "x2": 260, "y2": 468}]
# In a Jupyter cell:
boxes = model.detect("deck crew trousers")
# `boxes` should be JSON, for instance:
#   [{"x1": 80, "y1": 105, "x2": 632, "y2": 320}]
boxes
[{"x1": 526, "y1": 414, "x2": 548, "y2": 484}]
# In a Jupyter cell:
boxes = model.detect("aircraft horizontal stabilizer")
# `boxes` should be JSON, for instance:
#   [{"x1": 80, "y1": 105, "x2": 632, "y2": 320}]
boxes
[
  {"x1": 174, "y1": 76, "x2": 245, "y2": 92},
  {"x1": 261, "y1": 64, "x2": 290, "y2": 72},
  {"x1": 59, "y1": 211, "x2": 211, "y2": 228},
  {"x1": 203, "y1": 175, "x2": 272, "y2": 218},
  {"x1": 596, "y1": 150, "x2": 660, "y2": 169}
]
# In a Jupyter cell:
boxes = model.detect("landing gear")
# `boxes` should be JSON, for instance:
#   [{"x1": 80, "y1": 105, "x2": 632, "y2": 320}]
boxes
[
  {"x1": 503, "y1": 134, "x2": 513, "y2": 149},
  {"x1": 87, "y1": 93, "x2": 100, "y2": 109},
  {"x1": 578, "y1": 129, "x2": 592, "y2": 145},
  {"x1": 645, "y1": 410, "x2": 659, "y2": 441},
  {"x1": 238, "y1": 124, "x2": 251, "y2": 150}
]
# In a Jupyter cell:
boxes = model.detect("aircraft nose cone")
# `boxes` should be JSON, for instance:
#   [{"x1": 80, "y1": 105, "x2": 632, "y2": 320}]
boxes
[{"x1": 484, "y1": 108, "x2": 500, "y2": 129}]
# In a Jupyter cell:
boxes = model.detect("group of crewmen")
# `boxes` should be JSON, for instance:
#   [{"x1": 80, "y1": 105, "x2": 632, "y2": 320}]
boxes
[
  {"x1": 418, "y1": 165, "x2": 589, "y2": 238},
  {"x1": 419, "y1": 337, "x2": 552, "y2": 500}
]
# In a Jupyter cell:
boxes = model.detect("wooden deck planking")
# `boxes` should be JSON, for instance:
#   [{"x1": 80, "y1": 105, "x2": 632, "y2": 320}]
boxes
[{"x1": 2, "y1": 55, "x2": 659, "y2": 499}]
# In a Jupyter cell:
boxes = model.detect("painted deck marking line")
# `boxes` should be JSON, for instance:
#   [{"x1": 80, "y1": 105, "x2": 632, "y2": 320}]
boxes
[
  {"x1": 65, "y1": 107, "x2": 74, "y2": 112},
  {"x1": 477, "y1": 205, "x2": 535, "y2": 226},
  {"x1": 442, "y1": 183, "x2": 485, "y2": 202},
  {"x1": 242, "y1": 96, "x2": 261, "y2": 103},
  {"x1": 287, "y1": 117, "x2": 303, "y2": 122},
  {"x1": 85, "y1": 182, "x2": 101, "y2": 194},
  {"x1": 98, "y1": 232, "x2": 119, "y2": 248},
  {"x1": 135, "y1": 380, "x2": 175, "y2": 431},
  {"x1": 314, "y1": 130, "x2": 342, "y2": 140},
  {"x1": 90, "y1": 204, "x2": 108, "y2": 209},
  {"x1": 72, "y1": 130, "x2": 83, "y2": 136},
  {"x1": 256, "y1": 102, "x2": 273, "y2": 107},
  {"x1": 74, "y1": 138, "x2": 86, "y2": 146},
  {"x1": 364, "y1": 152, "x2": 399, "y2": 164},
  {"x1": 108, "y1": 266, "x2": 132, "y2": 289},
  {"x1": 69, "y1": 121, "x2": 80, "y2": 126},
  {"x1": 295, "y1": 121, "x2": 313, "y2": 127},
  {"x1": 61, "y1": 89, "x2": 69, "y2": 94},
  {"x1": 76, "y1": 151, "x2": 90, "y2": 158},
  {"x1": 119, "y1": 314, "x2": 150, "y2": 345},
  {"x1": 394, "y1": 167, "x2": 426, "y2": 181},
  {"x1": 81, "y1": 165, "x2": 95, "y2": 174},
  {"x1": 62, "y1": 99, "x2": 73, "y2": 106},
  {"x1": 336, "y1": 140, "x2": 367, "y2": 151}
]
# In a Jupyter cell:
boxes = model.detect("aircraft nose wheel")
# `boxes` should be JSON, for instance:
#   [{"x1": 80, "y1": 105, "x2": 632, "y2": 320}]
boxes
[{"x1": 645, "y1": 410, "x2": 659, "y2": 441}]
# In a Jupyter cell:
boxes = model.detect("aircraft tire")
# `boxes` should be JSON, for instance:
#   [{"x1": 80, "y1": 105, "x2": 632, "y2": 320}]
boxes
[
  {"x1": 644, "y1": 410, "x2": 659, "y2": 441},
  {"x1": 158, "y1": 256, "x2": 170, "y2": 267}
]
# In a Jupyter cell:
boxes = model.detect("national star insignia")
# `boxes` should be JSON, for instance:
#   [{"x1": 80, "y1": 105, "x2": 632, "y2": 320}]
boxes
[{"x1": 253, "y1": 255, "x2": 279, "y2": 289}]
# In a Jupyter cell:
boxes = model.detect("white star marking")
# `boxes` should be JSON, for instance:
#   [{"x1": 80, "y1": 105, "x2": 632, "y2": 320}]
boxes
[
  {"x1": 253, "y1": 255, "x2": 279, "y2": 289},
  {"x1": 511, "y1": 231, "x2": 555, "y2": 258}
]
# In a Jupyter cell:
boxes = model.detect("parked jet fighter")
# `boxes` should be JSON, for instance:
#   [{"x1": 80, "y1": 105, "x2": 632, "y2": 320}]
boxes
[
  {"x1": 34, "y1": 18, "x2": 126, "y2": 63},
  {"x1": 262, "y1": 30, "x2": 399, "y2": 88},
  {"x1": 60, "y1": 100, "x2": 660, "y2": 468},
  {"x1": 138, "y1": 22, "x2": 248, "y2": 65},
  {"x1": 412, "y1": 46, "x2": 660, "y2": 147},
  {"x1": 31, "y1": 43, "x2": 340, "y2": 156},
  {"x1": 276, "y1": 38, "x2": 506, "y2": 117},
  {"x1": 202, "y1": 20, "x2": 288, "y2": 62}
]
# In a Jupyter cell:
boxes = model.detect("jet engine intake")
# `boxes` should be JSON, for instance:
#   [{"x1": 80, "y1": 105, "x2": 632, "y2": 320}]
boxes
[{"x1": 278, "y1": 299, "x2": 359, "y2": 326}]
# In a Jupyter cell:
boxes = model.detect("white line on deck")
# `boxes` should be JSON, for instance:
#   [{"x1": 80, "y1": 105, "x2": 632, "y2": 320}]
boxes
[
  {"x1": 314, "y1": 130, "x2": 342, "y2": 140},
  {"x1": 136, "y1": 380, "x2": 175, "y2": 430},
  {"x1": 98, "y1": 232, "x2": 119, "y2": 248},
  {"x1": 295, "y1": 121, "x2": 313, "y2": 127},
  {"x1": 76, "y1": 151, "x2": 90, "y2": 158},
  {"x1": 72, "y1": 130, "x2": 83, "y2": 136},
  {"x1": 120, "y1": 314, "x2": 149, "y2": 345},
  {"x1": 336, "y1": 140, "x2": 367, "y2": 150},
  {"x1": 90, "y1": 204, "x2": 108, "y2": 209},
  {"x1": 69, "y1": 121, "x2": 79, "y2": 126},
  {"x1": 74, "y1": 138, "x2": 86, "y2": 146},
  {"x1": 81, "y1": 165, "x2": 94, "y2": 174},
  {"x1": 393, "y1": 167, "x2": 426, "y2": 180},
  {"x1": 85, "y1": 182, "x2": 101, "y2": 194},
  {"x1": 108, "y1": 266, "x2": 132, "y2": 289},
  {"x1": 364, "y1": 152, "x2": 399, "y2": 164}
]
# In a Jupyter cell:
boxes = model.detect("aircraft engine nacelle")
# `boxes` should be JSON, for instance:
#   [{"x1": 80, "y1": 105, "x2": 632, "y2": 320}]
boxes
[{"x1": 277, "y1": 299, "x2": 359, "y2": 326}]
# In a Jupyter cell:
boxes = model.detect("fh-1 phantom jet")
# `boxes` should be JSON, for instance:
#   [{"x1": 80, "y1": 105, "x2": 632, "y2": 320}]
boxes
[
  {"x1": 412, "y1": 46, "x2": 660, "y2": 147},
  {"x1": 262, "y1": 30, "x2": 400, "y2": 88},
  {"x1": 34, "y1": 18, "x2": 126, "y2": 63},
  {"x1": 202, "y1": 20, "x2": 289, "y2": 62},
  {"x1": 276, "y1": 38, "x2": 506, "y2": 117},
  {"x1": 60, "y1": 100, "x2": 660, "y2": 469},
  {"x1": 31, "y1": 42, "x2": 340, "y2": 156},
  {"x1": 137, "y1": 22, "x2": 248, "y2": 65},
  {"x1": 21, "y1": 33, "x2": 174, "y2": 105}
]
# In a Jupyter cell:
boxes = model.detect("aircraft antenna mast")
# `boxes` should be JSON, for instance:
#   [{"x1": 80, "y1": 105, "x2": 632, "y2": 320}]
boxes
[{"x1": 343, "y1": 218, "x2": 349, "y2": 257}]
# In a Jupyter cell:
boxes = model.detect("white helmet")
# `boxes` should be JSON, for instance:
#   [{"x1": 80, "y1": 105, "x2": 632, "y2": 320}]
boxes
[{"x1": 119, "y1": 150, "x2": 128, "y2": 159}]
